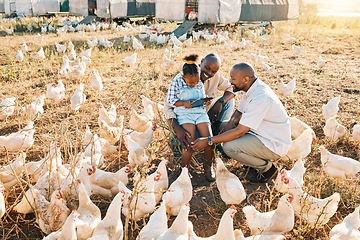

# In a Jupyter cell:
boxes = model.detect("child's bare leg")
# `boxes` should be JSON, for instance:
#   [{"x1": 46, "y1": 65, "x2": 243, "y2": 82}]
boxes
[
  {"x1": 180, "y1": 123, "x2": 196, "y2": 168},
  {"x1": 197, "y1": 122, "x2": 215, "y2": 181}
]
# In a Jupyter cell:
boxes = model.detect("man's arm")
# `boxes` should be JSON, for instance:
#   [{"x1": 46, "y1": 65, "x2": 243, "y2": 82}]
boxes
[
  {"x1": 208, "y1": 91, "x2": 235, "y2": 122},
  {"x1": 224, "y1": 109, "x2": 242, "y2": 132},
  {"x1": 191, "y1": 121, "x2": 250, "y2": 151}
]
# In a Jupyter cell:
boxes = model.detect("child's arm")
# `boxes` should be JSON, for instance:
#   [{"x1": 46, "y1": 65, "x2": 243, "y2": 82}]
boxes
[{"x1": 174, "y1": 100, "x2": 193, "y2": 108}]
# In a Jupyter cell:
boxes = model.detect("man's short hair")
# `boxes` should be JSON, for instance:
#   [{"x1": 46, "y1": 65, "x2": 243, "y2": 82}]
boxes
[
  {"x1": 204, "y1": 53, "x2": 221, "y2": 65},
  {"x1": 232, "y1": 63, "x2": 255, "y2": 78}
]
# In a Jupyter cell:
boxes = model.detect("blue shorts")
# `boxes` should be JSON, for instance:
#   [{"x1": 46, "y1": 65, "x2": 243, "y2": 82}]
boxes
[{"x1": 177, "y1": 112, "x2": 210, "y2": 125}]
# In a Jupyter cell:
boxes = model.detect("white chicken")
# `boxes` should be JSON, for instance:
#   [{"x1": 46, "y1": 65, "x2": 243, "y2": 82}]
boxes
[
  {"x1": 329, "y1": 206, "x2": 360, "y2": 240},
  {"x1": 189, "y1": 205, "x2": 238, "y2": 240},
  {"x1": 292, "y1": 44, "x2": 304, "y2": 54},
  {"x1": 277, "y1": 78, "x2": 295, "y2": 97},
  {"x1": 132, "y1": 37, "x2": 144, "y2": 50},
  {"x1": 34, "y1": 189, "x2": 70, "y2": 234},
  {"x1": 89, "y1": 190, "x2": 126, "y2": 240},
  {"x1": 163, "y1": 55, "x2": 176, "y2": 67},
  {"x1": 136, "y1": 200, "x2": 168, "y2": 240},
  {"x1": 263, "y1": 63, "x2": 275, "y2": 72},
  {"x1": 122, "y1": 53, "x2": 137, "y2": 66},
  {"x1": 70, "y1": 84, "x2": 86, "y2": 112},
  {"x1": 282, "y1": 128, "x2": 313, "y2": 161},
  {"x1": 42, "y1": 210, "x2": 80, "y2": 240},
  {"x1": 243, "y1": 193, "x2": 294, "y2": 235},
  {"x1": 239, "y1": 38, "x2": 246, "y2": 48},
  {"x1": 278, "y1": 175, "x2": 340, "y2": 227},
  {"x1": 289, "y1": 116, "x2": 317, "y2": 140},
  {"x1": 322, "y1": 96, "x2": 341, "y2": 121},
  {"x1": 323, "y1": 116, "x2": 346, "y2": 141},
  {"x1": 149, "y1": 158, "x2": 168, "y2": 203},
  {"x1": 157, "y1": 203, "x2": 191, "y2": 240},
  {"x1": 122, "y1": 171, "x2": 160, "y2": 221},
  {"x1": 24, "y1": 94, "x2": 45, "y2": 120},
  {"x1": 87, "y1": 37, "x2": 98, "y2": 48},
  {"x1": 6, "y1": 27, "x2": 14, "y2": 34},
  {"x1": 79, "y1": 48, "x2": 92, "y2": 58},
  {"x1": 98, "y1": 137, "x2": 119, "y2": 156},
  {"x1": 76, "y1": 181, "x2": 102, "y2": 240},
  {"x1": 0, "y1": 152, "x2": 25, "y2": 190},
  {"x1": 98, "y1": 103, "x2": 116, "y2": 126},
  {"x1": 125, "y1": 135, "x2": 149, "y2": 167},
  {"x1": 0, "y1": 122, "x2": 34, "y2": 152},
  {"x1": 69, "y1": 48, "x2": 77, "y2": 60},
  {"x1": 0, "y1": 97, "x2": 16, "y2": 121},
  {"x1": 29, "y1": 47, "x2": 45, "y2": 60},
  {"x1": 163, "y1": 167, "x2": 192, "y2": 216},
  {"x1": 353, "y1": 124, "x2": 360, "y2": 142},
  {"x1": 16, "y1": 50, "x2": 24, "y2": 62},
  {"x1": 71, "y1": 61, "x2": 86, "y2": 80},
  {"x1": 68, "y1": 40, "x2": 74, "y2": 50},
  {"x1": 127, "y1": 123, "x2": 157, "y2": 148},
  {"x1": 21, "y1": 43, "x2": 28, "y2": 52},
  {"x1": 140, "y1": 95, "x2": 164, "y2": 114},
  {"x1": 275, "y1": 158, "x2": 306, "y2": 192},
  {"x1": 89, "y1": 164, "x2": 131, "y2": 195},
  {"x1": 317, "y1": 56, "x2": 327, "y2": 68},
  {"x1": 91, "y1": 70, "x2": 103, "y2": 93},
  {"x1": 182, "y1": 37, "x2": 193, "y2": 47},
  {"x1": 99, "y1": 119, "x2": 124, "y2": 145},
  {"x1": 129, "y1": 106, "x2": 153, "y2": 132},
  {"x1": 173, "y1": 44, "x2": 181, "y2": 55},
  {"x1": 46, "y1": 80, "x2": 65, "y2": 103},
  {"x1": 215, "y1": 157, "x2": 246, "y2": 205},
  {"x1": 225, "y1": 39, "x2": 233, "y2": 50},
  {"x1": 319, "y1": 145, "x2": 360, "y2": 180},
  {"x1": 55, "y1": 42, "x2": 66, "y2": 53}
]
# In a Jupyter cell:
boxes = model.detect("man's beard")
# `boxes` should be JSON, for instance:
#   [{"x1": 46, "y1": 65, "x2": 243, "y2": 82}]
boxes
[{"x1": 231, "y1": 83, "x2": 242, "y2": 92}]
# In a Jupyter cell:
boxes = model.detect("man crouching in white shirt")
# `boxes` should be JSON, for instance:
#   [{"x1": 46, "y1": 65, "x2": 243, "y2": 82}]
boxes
[{"x1": 191, "y1": 62, "x2": 291, "y2": 183}]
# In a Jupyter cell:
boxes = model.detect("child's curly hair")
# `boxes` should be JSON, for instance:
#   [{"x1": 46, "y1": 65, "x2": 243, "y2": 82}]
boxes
[{"x1": 183, "y1": 54, "x2": 200, "y2": 76}]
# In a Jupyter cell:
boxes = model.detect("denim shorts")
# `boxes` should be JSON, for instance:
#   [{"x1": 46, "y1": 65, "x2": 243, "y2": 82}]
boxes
[{"x1": 177, "y1": 112, "x2": 210, "y2": 125}]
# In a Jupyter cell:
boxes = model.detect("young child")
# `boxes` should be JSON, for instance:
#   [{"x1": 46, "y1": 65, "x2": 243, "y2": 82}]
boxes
[{"x1": 166, "y1": 54, "x2": 215, "y2": 182}]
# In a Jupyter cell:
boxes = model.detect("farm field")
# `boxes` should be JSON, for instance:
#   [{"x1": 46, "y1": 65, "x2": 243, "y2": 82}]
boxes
[{"x1": 0, "y1": 14, "x2": 359, "y2": 240}]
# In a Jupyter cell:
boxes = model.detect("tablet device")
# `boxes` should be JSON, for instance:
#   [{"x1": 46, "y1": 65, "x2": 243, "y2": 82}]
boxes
[{"x1": 191, "y1": 97, "x2": 214, "y2": 107}]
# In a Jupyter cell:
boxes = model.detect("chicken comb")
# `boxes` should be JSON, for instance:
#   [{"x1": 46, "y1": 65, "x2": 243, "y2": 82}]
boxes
[
  {"x1": 230, "y1": 205, "x2": 236, "y2": 210},
  {"x1": 283, "y1": 177, "x2": 289, "y2": 185},
  {"x1": 76, "y1": 179, "x2": 81, "y2": 184},
  {"x1": 92, "y1": 165, "x2": 96, "y2": 174},
  {"x1": 0, "y1": 182, "x2": 4, "y2": 192},
  {"x1": 72, "y1": 209, "x2": 80, "y2": 218},
  {"x1": 185, "y1": 203, "x2": 190, "y2": 207},
  {"x1": 57, "y1": 190, "x2": 63, "y2": 199}
]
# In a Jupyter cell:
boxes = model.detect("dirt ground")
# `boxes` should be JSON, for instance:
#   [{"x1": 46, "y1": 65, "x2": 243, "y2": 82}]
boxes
[{"x1": 0, "y1": 15, "x2": 359, "y2": 239}]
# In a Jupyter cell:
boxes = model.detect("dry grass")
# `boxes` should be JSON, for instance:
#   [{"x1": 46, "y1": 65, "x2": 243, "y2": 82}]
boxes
[{"x1": 0, "y1": 14, "x2": 359, "y2": 239}]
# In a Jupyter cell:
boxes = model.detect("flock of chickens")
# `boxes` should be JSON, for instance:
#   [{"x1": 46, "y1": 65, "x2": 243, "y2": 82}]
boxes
[{"x1": 0, "y1": 17, "x2": 360, "y2": 240}]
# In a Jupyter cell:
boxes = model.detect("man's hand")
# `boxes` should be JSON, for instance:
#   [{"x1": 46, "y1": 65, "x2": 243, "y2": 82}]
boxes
[
  {"x1": 208, "y1": 100, "x2": 222, "y2": 123},
  {"x1": 191, "y1": 137, "x2": 208, "y2": 151},
  {"x1": 203, "y1": 99, "x2": 212, "y2": 106},
  {"x1": 172, "y1": 120, "x2": 192, "y2": 150}
]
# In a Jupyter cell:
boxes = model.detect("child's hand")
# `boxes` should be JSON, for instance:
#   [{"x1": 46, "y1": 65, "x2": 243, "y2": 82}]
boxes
[
  {"x1": 184, "y1": 101, "x2": 193, "y2": 108},
  {"x1": 204, "y1": 99, "x2": 212, "y2": 106}
]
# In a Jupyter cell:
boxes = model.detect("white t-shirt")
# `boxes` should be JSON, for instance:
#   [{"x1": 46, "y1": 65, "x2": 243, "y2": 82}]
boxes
[{"x1": 237, "y1": 79, "x2": 291, "y2": 156}]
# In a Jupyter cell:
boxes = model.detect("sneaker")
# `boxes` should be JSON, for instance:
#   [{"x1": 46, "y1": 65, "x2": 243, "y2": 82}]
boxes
[{"x1": 249, "y1": 165, "x2": 278, "y2": 184}]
